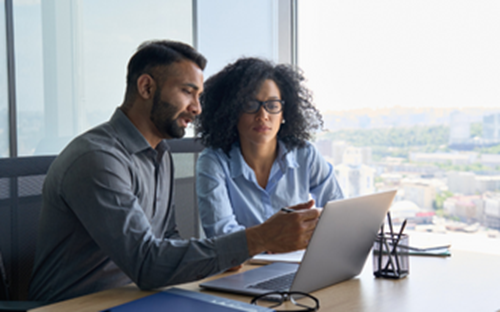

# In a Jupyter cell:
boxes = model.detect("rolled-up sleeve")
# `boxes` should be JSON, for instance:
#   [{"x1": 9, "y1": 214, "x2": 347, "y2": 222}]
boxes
[{"x1": 62, "y1": 150, "x2": 249, "y2": 290}]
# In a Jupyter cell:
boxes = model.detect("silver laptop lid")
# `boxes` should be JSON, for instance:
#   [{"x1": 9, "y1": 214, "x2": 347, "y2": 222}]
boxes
[
  {"x1": 200, "y1": 190, "x2": 397, "y2": 296},
  {"x1": 290, "y1": 189, "x2": 397, "y2": 293}
]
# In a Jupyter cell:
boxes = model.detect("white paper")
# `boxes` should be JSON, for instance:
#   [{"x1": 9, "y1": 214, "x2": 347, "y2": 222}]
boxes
[{"x1": 250, "y1": 250, "x2": 305, "y2": 264}]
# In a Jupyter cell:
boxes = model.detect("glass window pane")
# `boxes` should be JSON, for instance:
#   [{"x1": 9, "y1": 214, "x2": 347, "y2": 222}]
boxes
[
  {"x1": 298, "y1": 0, "x2": 500, "y2": 116},
  {"x1": 298, "y1": 0, "x2": 500, "y2": 254},
  {"x1": 0, "y1": 0, "x2": 8, "y2": 158},
  {"x1": 82, "y1": 0, "x2": 193, "y2": 137},
  {"x1": 13, "y1": 0, "x2": 193, "y2": 156},
  {"x1": 197, "y1": 0, "x2": 280, "y2": 77},
  {"x1": 13, "y1": 0, "x2": 44, "y2": 156}
]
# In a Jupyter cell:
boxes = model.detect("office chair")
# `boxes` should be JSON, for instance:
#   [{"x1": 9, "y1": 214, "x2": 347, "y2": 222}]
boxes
[
  {"x1": 0, "y1": 250, "x2": 9, "y2": 300},
  {"x1": 168, "y1": 138, "x2": 206, "y2": 239},
  {"x1": 0, "y1": 156, "x2": 55, "y2": 311},
  {"x1": 0, "y1": 138, "x2": 203, "y2": 311}
]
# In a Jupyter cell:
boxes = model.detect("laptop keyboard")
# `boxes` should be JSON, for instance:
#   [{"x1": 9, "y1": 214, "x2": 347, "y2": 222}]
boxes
[{"x1": 247, "y1": 272, "x2": 295, "y2": 291}]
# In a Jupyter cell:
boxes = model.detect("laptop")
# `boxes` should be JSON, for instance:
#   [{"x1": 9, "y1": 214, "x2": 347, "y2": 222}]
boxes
[{"x1": 200, "y1": 189, "x2": 397, "y2": 296}]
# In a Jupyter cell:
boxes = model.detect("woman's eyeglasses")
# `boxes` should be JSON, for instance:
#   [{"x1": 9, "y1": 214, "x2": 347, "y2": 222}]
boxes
[
  {"x1": 250, "y1": 291, "x2": 319, "y2": 311},
  {"x1": 242, "y1": 100, "x2": 285, "y2": 114}
]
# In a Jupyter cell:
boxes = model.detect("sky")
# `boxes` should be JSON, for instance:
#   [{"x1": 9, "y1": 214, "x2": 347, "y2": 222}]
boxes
[
  {"x1": 298, "y1": 0, "x2": 500, "y2": 113},
  {"x1": 11, "y1": 0, "x2": 500, "y2": 118}
]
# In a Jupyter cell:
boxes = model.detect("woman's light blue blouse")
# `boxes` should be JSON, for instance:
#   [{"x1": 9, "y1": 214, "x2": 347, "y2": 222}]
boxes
[{"x1": 196, "y1": 141, "x2": 344, "y2": 237}]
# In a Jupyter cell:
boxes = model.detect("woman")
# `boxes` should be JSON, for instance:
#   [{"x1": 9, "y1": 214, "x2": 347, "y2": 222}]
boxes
[{"x1": 195, "y1": 57, "x2": 343, "y2": 238}]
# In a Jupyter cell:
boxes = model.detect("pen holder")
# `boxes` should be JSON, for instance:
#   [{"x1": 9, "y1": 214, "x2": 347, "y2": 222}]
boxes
[{"x1": 373, "y1": 233, "x2": 409, "y2": 279}]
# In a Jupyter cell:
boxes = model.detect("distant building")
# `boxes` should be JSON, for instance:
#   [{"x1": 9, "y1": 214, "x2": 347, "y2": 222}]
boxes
[
  {"x1": 444, "y1": 195, "x2": 483, "y2": 223},
  {"x1": 378, "y1": 173, "x2": 403, "y2": 186},
  {"x1": 390, "y1": 200, "x2": 420, "y2": 224},
  {"x1": 317, "y1": 141, "x2": 371, "y2": 166},
  {"x1": 335, "y1": 147, "x2": 375, "y2": 198},
  {"x1": 389, "y1": 200, "x2": 435, "y2": 225},
  {"x1": 314, "y1": 139, "x2": 333, "y2": 158},
  {"x1": 475, "y1": 176, "x2": 500, "y2": 193},
  {"x1": 449, "y1": 111, "x2": 470, "y2": 145},
  {"x1": 482, "y1": 113, "x2": 500, "y2": 143},
  {"x1": 343, "y1": 146, "x2": 362, "y2": 165},
  {"x1": 360, "y1": 147, "x2": 372, "y2": 165},
  {"x1": 447, "y1": 171, "x2": 476, "y2": 195},
  {"x1": 375, "y1": 159, "x2": 439, "y2": 176},
  {"x1": 335, "y1": 164, "x2": 375, "y2": 198},
  {"x1": 401, "y1": 179, "x2": 437, "y2": 210},
  {"x1": 331, "y1": 141, "x2": 348, "y2": 166},
  {"x1": 409, "y1": 152, "x2": 477, "y2": 165},
  {"x1": 484, "y1": 193, "x2": 500, "y2": 230},
  {"x1": 480, "y1": 154, "x2": 500, "y2": 167}
]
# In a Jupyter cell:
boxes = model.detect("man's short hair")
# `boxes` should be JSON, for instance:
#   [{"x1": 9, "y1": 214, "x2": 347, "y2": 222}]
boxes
[{"x1": 125, "y1": 40, "x2": 207, "y2": 96}]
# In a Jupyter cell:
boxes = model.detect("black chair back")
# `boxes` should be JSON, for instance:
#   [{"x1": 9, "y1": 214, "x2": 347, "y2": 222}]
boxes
[
  {"x1": 0, "y1": 137, "x2": 204, "y2": 306},
  {"x1": 0, "y1": 156, "x2": 56, "y2": 301},
  {"x1": 168, "y1": 138, "x2": 206, "y2": 239},
  {"x1": 0, "y1": 250, "x2": 9, "y2": 301}
]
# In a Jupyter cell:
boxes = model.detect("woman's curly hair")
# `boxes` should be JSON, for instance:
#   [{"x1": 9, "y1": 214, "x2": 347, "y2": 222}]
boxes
[{"x1": 195, "y1": 57, "x2": 323, "y2": 155}]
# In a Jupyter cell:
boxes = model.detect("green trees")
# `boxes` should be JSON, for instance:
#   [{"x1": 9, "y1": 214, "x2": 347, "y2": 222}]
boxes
[{"x1": 322, "y1": 125, "x2": 449, "y2": 148}]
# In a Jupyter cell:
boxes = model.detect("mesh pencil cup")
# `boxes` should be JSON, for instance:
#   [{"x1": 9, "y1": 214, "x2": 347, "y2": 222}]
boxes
[{"x1": 373, "y1": 233, "x2": 409, "y2": 279}]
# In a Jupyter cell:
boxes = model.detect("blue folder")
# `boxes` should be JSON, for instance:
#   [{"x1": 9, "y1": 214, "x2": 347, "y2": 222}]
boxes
[{"x1": 101, "y1": 287, "x2": 271, "y2": 312}]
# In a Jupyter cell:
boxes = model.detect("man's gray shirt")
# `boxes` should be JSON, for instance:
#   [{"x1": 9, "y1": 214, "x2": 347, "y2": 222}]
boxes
[{"x1": 29, "y1": 109, "x2": 250, "y2": 303}]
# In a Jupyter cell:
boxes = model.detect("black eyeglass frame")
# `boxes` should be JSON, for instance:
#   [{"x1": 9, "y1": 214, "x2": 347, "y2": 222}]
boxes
[
  {"x1": 242, "y1": 99, "x2": 285, "y2": 114},
  {"x1": 250, "y1": 291, "x2": 320, "y2": 312}
]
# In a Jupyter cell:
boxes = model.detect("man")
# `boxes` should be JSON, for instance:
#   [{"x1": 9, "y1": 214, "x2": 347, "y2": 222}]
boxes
[{"x1": 28, "y1": 40, "x2": 320, "y2": 303}]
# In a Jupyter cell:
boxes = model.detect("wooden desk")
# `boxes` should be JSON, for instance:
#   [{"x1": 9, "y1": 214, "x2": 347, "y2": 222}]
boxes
[{"x1": 29, "y1": 250, "x2": 500, "y2": 312}]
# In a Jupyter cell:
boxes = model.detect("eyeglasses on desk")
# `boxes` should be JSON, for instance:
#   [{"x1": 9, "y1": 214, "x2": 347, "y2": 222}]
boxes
[{"x1": 250, "y1": 291, "x2": 319, "y2": 311}]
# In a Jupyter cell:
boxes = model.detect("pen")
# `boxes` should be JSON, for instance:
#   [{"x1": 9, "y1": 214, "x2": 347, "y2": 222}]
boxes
[
  {"x1": 384, "y1": 219, "x2": 407, "y2": 273},
  {"x1": 387, "y1": 212, "x2": 395, "y2": 241},
  {"x1": 393, "y1": 219, "x2": 407, "y2": 274},
  {"x1": 383, "y1": 239, "x2": 397, "y2": 272},
  {"x1": 395, "y1": 219, "x2": 408, "y2": 246},
  {"x1": 281, "y1": 207, "x2": 295, "y2": 213},
  {"x1": 393, "y1": 244, "x2": 451, "y2": 252},
  {"x1": 378, "y1": 224, "x2": 384, "y2": 274}
]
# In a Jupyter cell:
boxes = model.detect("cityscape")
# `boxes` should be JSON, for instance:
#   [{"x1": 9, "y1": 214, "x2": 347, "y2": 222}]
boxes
[
  {"x1": 3, "y1": 105, "x2": 500, "y2": 253},
  {"x1": 314, "y1": 107, "x2": 500, "y2": 252}
]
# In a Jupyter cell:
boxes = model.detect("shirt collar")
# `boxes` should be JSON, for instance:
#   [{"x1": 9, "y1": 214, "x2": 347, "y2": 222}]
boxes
[
  {"x1": 109, "y1": 108, "x2": 156, "y2": 155},
  {"x1": 229, "y1": 140, "x2": 299, "y2": 179}
]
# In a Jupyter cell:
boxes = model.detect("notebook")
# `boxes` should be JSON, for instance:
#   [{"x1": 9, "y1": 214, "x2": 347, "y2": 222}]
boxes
[
  {"x1": 200, "y1": 190, "x2": 397, "y2": 296},
  {"x1": 100, "y1": 287, "x2": 271, "y2": 311}
]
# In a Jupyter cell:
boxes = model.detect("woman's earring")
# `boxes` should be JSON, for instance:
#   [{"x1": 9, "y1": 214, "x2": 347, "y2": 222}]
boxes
[{"x1": 281, "y1": 119, "x2": 286, "y2": 124}]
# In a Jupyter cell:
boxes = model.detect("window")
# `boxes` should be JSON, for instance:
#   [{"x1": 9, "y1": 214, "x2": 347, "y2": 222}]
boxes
[
  {"x1": 196, "y1": 0, "x2": 282, "y2": 77},
  {"x1": 12, "y1": 0, "x2": 193, "y2": 156},
  {"x1": 13, "y1": 0, "x2": 44, "y2": 156},
  {"x1": 0, "y1": 0, "x2": 9, "y2": 157},
  {"x1": 195, "y1": 0, "x2": 295, "y2": 83},
  {"x1": 299, "y1": 0, "x2": 500, "y2": 254},
  {"x1": 5, "y1": 0, "x2": 292, "y2": 156}
]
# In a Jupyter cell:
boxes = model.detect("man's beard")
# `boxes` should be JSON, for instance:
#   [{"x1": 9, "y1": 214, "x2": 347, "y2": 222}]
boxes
[{"x1": 150, "y1": 89, "x2": 186, "y2": 139}]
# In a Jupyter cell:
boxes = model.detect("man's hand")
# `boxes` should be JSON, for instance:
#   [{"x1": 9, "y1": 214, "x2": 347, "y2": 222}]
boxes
[
  {"x1": 245, "y1": 200, "x2": 320, "y2": 256},
  {"x1": 225, "y1": 264, "x2": 243, "y2": 272}
]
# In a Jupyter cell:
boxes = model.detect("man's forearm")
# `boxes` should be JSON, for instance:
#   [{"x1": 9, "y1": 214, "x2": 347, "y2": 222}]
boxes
[{"x1": 245, "y1": 225, "x2": 266, "y2": 256}]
